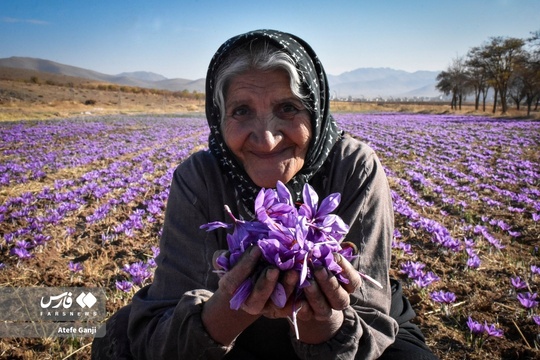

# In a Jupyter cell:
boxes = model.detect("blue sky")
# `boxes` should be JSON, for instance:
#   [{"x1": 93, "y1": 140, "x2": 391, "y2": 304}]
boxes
[{"x1": 1, "y1": 0, "x2": 539, "y2": 79}]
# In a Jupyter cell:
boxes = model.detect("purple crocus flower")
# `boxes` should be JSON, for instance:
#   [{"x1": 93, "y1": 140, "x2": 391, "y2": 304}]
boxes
[
  {"x1": 414, "y1": 272, "x2": 439, "y2": 288},
  {"x1": 400, "y1": 261, "x2": 426, "y2": 279},
  {"x1": 151, "y1": 246, "x2": 160, "y2": 258},
  {"x1": 113, "y1": 223, "x2": 126, "y2": 234},
  {"x1": 467, "y1": 316, "x2": 484, "y2": 335},
  {"x1": 69, "y1": 261, "x2": 84, "y2": 273},
  {"x1": 123, "y1": 261, "x2": 152, "y2": 286},
  {"x1": 147, "y1": 247, "x2": 159, "y2": 268},
  {"x1": 146, "y1": 258, "x2": 157, "y2": 268},
  {"x1": 510, "y1": 276, "x2": 528, "y2": 290},
  {"x1": 199, "y1": 220, "x2": 232, "y2": 232},
  {"x1": 124, "y1": 227, "x2": 134, "y2": 238},
  {"x1": 115, "y1": 280, "x2": 133, "y2": 293},
  {"x1": 517, "y1": 292, "x2": 539, "y2": 309},
  {"x1": 467, "y1": 255, "x2": 481, "y2": 269},
  {"x1": 32, "y1": 234, "x2": 50, "y2": 246},
  {"x1": 10, "y1": 246, "x2": 33, "y2": 260},
  {"x1": 485, "y1": 233, "x2": 505, "y2": 250},
  {"x1": 147, "y1": 200, "x2": 163, "y2": 215},
  {"x1": 496, "y1": 220, "x2": 511, "y2": 231},
  {"x1": 207, "y1": 205, "x2": 268, "y2": 271},
  {"x1": 255, "y1": 182, "x2": 296, "y2": 230},
  {"x1": 298, "y1": 183, "x2": 349, "y2": 244},
  {"x1": 430, "y1": 290, "x2": 456, "y2": 304},
  {"x1": 258, "y1": 238, "x2": 298, "y2": 271},
  {"x1": 392, "y1": 241, "x2": 413, "y2": 255},
  {"x1": 532, "y1": 315, "x2": 540, "y2": 326},
  {"x1": 483, "y1": 322, "x2": 504, "y2": 337},
  {"x1": 399, "y1": 242, "x2": 413, "y2": 255},
  {"x1": 464, "y1": 238, "x2": 475, "y2": 248}
]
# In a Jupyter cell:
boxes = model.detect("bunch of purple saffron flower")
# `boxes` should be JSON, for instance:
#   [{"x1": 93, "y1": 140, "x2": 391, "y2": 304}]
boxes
[
  {"x1": 466, "y1": 316, "x2": 504, "y2": 348},
  {"x1": 201, "y1": 181, "x2": 360, "y2": 314}
]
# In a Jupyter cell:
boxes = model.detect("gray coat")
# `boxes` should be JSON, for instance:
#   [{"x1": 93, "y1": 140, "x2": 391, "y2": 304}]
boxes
[{"x1": 128, "y1": 134, "x2": 398, "y2": 359}]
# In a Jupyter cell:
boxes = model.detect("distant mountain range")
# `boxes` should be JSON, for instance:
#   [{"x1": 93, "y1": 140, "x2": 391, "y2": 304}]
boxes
[
  {"x1": 0, "y1": 57, "x2": 206, "y2": 94},
  {"x1": 328, "y1": 68, "x2": 440, "y2": 99},
  {"x1": 0, "y1": 56, "x2": 441, "y2": 99}
]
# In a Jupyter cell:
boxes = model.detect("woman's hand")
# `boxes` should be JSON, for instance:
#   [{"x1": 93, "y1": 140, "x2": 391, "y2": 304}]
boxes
[
  {"x1": 205, "y1": 248, "x2": 362, "y2": 345},
  {"x1": 211, "y1": 246, "x2": 296, "y2": 317},
  {"x1": 292, "y1": 253, "x2": 362, "y2": 344},
  {"x1": 244, "y1": 251, "x2": 363, "y2": 344},
  {"x1": 202, "y1": 246, "x2": 267, "y2": 345},
  {"x1": 204, "y1": 246, "x2": 298, "y2": 345},
  {"x1": 307, "y1": 253, "x2": 362, "y2": 314}
]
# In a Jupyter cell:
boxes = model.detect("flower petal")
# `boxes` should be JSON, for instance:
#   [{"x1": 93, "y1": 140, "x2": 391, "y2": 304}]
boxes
[
  {"x1": 230, "y1": 278, "x2": 253, "y2": 310},
  {"x1": 318, "y1": 193, "x2": 341, "y2": 216},
  {"x1": 276, "y1": 181, "x2": 293, "y2": 205},
  {"x1": 271, "y1": 282, "x2": 287, "y2": 308}
]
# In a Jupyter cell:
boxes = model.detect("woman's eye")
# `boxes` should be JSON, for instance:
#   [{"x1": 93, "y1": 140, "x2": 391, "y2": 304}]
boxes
[
  {"x1": 283, "y1": 103, "x2": 298, "y2": 113},
  {"x1": 231, "y1": 106, "x2": 251, "y2": 119},
  {"x1": 276, "y1": 103, "x2": 300, "y2": 119}
]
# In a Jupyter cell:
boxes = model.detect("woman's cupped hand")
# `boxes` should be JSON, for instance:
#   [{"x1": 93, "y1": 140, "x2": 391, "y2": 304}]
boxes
[{"x1": 212, "y1": 246, "x2": 362, "y2": 322}]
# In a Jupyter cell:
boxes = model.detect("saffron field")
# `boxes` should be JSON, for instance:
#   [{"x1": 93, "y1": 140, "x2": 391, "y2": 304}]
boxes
[{"x1": 0, "y1": 113, "x2": 539, "y2": 359}]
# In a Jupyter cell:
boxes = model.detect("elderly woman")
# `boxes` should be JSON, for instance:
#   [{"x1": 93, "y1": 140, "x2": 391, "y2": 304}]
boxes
[{"x1": 92, "y1": 30, "x2": 437, "y2": 360}]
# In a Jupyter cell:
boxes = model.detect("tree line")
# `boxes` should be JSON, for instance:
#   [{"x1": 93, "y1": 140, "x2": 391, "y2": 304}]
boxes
[{"x1": 436, "y1": 30, "x2": 540, "y2": 115}]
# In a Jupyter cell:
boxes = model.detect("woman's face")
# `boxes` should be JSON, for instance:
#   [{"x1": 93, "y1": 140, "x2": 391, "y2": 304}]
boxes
[{"x1": 222, "y1": 69, "x2": 312, "y2": 188}]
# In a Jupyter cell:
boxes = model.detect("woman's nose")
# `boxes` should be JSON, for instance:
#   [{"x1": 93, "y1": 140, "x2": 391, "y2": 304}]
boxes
[{"x1": 251, "y1": 114, "x2": 281, "y2": 149}]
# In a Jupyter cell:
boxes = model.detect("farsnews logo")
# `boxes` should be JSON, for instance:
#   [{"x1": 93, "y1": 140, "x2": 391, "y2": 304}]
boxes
[
  {"x1": 0, "y1": 287, "x2": 105, "y2": 332},
  {"x1": 40, "y1": 291, "x2": 97, "y2": 309}
]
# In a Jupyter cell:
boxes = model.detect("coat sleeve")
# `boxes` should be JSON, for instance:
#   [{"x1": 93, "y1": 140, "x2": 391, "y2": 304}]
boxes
[
  {"x1": 292, "y1": 136, "x2": 398, "y2": 359},
  {"x1": 127, "y1": 152, "x2": 233, "y2": 360}
]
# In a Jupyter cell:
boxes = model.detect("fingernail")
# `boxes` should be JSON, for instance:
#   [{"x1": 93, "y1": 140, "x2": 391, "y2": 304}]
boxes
[
  {"x1": 304, "y1": 279, "x2": 316, "y2": 293},
  {"x1": 249, "y1": 245, "x2": 260, "y2": 257},
  {"x1": 266, "y1": 268, "x2": 279, "y2": 281},
  {"x1": 285, "y1": 272, "x2": 297, "y2": 286},
  {"x1": 341, "y1": 241, "x2": 358, "y2": 255},
  {"x1": 333, "y1": 253, "x2": 344, "y2": 264},
  {"x1": 314, "y1": 266, "x2": 329, "y2": 280}
]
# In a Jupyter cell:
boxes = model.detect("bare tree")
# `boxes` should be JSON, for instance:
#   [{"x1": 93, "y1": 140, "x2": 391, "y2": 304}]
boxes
[
  {"x1": 465, "y1": 49, "x2": 490, "y2": 111},
  {"x1": 436, "y1": 57, "x2": 470, "y2": 110},
  {"x1": 521, "y1": 30, "x2": 540, "y2": 116},
  {"x1": 474, "y1": 37, "x2": 525, "y2": 114},
  {"x1": 436, "y1": 71, "x2": 456, "y2": 108},
  {"x1": 508, "y1": 71, "x2": 526, "y2": 110}
]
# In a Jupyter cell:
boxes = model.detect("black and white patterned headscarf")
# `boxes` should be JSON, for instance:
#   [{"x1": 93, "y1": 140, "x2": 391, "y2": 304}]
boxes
[{"x1": 206, "y1": 29, "x2": 341, "y2": 212}]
